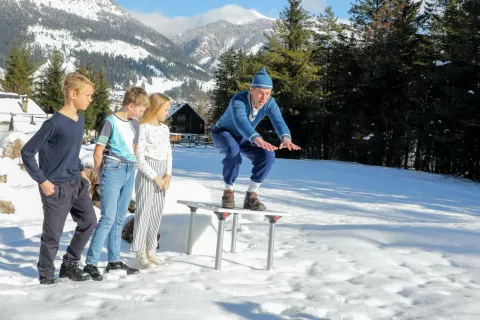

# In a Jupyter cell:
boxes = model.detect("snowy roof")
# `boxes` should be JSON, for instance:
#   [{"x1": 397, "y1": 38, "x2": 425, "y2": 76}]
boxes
[
  {"x1": 167, "y1": 103, "x2": 183, "y2": 118},
  {"x1": 0, "y1": 93, "x2": 46, "y2": 122},
  {"x1": 167, "y1": 103, "x2": 204, "y2": 122}
]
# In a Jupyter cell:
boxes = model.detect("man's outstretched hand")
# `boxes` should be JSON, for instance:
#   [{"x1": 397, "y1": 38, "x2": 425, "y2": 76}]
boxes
[
  {"x1": 279, "y1": 138, "x2": 301, "y2": 151},
  {"x1": 254, "y1": 137, "x2": 278, "y2": 152},
  {"x1": 254, "y1": 137, "x2": 300, "y2": 151}
]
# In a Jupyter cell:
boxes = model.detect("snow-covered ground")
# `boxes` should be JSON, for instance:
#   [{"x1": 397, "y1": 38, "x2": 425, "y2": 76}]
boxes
[{"x1": 1, "y1": 146, "x2": 480, "y2": 320}]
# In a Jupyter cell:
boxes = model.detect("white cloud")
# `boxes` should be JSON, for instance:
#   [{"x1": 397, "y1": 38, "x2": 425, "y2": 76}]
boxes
[
  {"x1": 129, "y1": 4, "x2": 272, "y2": 39},
  {"x1": 129, "y1": 12, "x2": 194, "y2": 38},
  {"x1": 302, "y1": 0, "x2": 328, "y2": 14}
]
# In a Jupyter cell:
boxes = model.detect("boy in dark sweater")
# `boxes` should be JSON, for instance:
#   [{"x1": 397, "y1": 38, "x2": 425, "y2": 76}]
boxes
[{"x1": 21, "y1": 72, "x2": 98, "y2": 284}]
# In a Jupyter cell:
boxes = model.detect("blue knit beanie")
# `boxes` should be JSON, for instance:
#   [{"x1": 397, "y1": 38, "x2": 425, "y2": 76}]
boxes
[{"x1": 251, "y1": 67, "x2": 273, "y2": 89}]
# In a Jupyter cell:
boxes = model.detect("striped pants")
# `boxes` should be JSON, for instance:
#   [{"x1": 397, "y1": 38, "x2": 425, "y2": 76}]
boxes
[{"x1": 132, "y1": 159, "x2": 166, "y2": 252}]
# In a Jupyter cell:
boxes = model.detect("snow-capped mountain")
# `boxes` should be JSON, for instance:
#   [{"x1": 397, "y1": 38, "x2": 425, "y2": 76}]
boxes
[
  {"x1": 0, "y1": 0, "x2": 210, "y2": 91},
  {"x1": 30, "y1": 0, "x2": 127, "y2": 21},
  {"x1": 173, "y1": 18, "x2": 274, "y2": 71},
  {"x1": 0, "y1": 1, "x2": 277, "y2": 104},
  {"x1": 184, "y1": 4, "x2": 272, "y2": 26},
  {"x1": 128, "y1": 4, "x2": 274, "y2": 38}
]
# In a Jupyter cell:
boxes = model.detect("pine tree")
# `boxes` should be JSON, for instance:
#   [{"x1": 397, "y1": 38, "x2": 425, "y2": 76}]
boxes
[
  {"x1": 274, "y1": 0, "x2": 314, "y2": 51},
  {"x1": 197, "y1": 102, "x2": 206, "y2": 119},
  {"x1": 264, "y1": 0, "x2": 320, "y2": 157},
  {"x1": 209, "y1": 48, "x2": 243, "y2": 123},
  {"x1": 0, "y1": 41, "x2": 35, "y2": 95},
  {"x1": 77, "y1": 63, "x2": 97, "y2": 131},
  {"x1": 423, "y1": 0, "x2": 480, "y2": 179},
  {"x1": 34, "y1": 48, "x2": 65, "y2": 113},
  {"x1": 92, "y1": 67, "x2": 111, "y2": 130},
  {"x1": 348, "y1": 0, "x2": 426, "y2": 166},
  {"x1": 313, "y1": 6, "x2": 355, "y2": 160}
]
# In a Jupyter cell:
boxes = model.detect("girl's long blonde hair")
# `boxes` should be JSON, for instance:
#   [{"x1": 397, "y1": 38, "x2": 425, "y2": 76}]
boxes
[{"x1": 140, "y1": 93, "x2": 171, "y2": 125}]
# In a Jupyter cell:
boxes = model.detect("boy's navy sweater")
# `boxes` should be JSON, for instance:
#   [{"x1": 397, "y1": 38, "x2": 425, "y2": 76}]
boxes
[{"x1": 21, "y1": 112, "x2": 85, "y2": 184}]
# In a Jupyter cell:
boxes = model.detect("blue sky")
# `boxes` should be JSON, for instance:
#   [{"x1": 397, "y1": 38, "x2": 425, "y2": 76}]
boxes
[{"x1": 116, "y1": 0, "x2": 352, "y2": 19}]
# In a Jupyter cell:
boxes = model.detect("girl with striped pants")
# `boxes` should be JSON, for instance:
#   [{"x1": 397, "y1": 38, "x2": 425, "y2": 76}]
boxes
[{"x1": 133, "y1": 93, "x2": 172, "y2": 268}]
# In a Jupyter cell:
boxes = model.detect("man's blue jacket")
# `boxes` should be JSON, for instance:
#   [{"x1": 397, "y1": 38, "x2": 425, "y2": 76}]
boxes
[{"x1": 214, "y1": 90, "x2": 291, "y2": 144}]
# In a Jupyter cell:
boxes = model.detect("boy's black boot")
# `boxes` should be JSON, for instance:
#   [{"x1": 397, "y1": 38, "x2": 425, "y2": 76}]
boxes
[
  {"x1": 59, "y1": 262, "x2": 91, "y2": 281},
  {"x1": 39, "y1": 277, "x2": 56, "y2": 285},
  {"x1": 105, "y1": 261, "x2": 139, "y2": 275},
  {"x1": 83, "y1": 264, "x2": 103, "y2": 281}
]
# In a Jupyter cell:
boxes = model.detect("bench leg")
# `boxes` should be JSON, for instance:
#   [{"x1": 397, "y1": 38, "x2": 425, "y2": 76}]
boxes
[
  {"x1": 231, "y1": 213, "x2": 239, "y2": 253},
  {"x1": 265, "y1": 215, "x2": 281, "y2": 271},
  {"x1": 186, "y1": 207, "x2": 197, "y2": 255},
  {"x1": 214, "y1": 212, "x2": 231, "y2": 270}
]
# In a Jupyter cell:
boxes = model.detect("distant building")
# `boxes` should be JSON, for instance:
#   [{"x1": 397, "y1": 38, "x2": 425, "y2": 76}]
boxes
[
  {"x1": 168, "y1": 103, "x2": 205, "y2": 134},
  {"x1": 0, "y1": 93, "x2": 49, "y2": 133}
]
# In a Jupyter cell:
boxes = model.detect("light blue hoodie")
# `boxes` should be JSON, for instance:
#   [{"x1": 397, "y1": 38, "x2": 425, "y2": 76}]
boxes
[{"x1": 214, "y1": 90, "x2": 291, "y2": 144}]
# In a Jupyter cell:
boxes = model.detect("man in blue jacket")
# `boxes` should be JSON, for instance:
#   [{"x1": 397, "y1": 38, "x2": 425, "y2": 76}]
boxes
[{"x1": 211, "y1": 67, "x2": 301, "y2": 210}]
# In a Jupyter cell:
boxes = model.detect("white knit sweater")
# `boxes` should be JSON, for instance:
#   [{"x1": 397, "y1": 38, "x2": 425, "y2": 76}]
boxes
[{"x1": 135, "y1": 123, "x2": 172, "y2": 180}]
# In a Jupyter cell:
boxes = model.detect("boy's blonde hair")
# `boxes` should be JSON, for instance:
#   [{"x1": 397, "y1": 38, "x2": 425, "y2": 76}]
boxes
[
  {"x1": 140, "y1": 93, "x2": 171, "y2": 125},
  {"x1": 63, "y1": 72, "x2": 95, "y2": 99},
  {"x1": 122, "y1": 87, "x2": 149, "y2": 107}
]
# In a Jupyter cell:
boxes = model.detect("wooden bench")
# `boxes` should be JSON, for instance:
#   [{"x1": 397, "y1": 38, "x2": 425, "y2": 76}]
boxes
[{"x1": 177, "y1": 200, "x2": 287, "y2": 271}]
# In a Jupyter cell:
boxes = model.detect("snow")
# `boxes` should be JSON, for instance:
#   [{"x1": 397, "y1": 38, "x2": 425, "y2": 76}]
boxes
[
  {"x1": 363, "y1": 133, "x2": 374, "y2": 141},
  {"x1": 131, "y1": 4, "x2": 273, "y2": 38},
  {"x1": 166, "y1": 103, "x2": 203, "y2": 122},
  {"x1": 147, "y1": 65, "x2": 164, "y2": 77},
  {"x1": 31, "y1": 0, "x2": 126, "y2": 21},
  {"x1": 135, "y1": 36, "x2": 155, "y2": 47},
  {"x1": 1, "y1": 146, "x2": 480, "y2": 319},
  {"x1": 80, "y1": 40, "x2": 152, "y2": 60},
  {"x1": 0, "y1": 94, "x2": 46, "y2": 120},
  {"x1": 188, "y1": 64, "x2": 206, "y2": 72},
  {"x1": 198, "y1": 79, "x2": 215, "y2": 92},
  {"x1": 199, "y1": 56, "x2": 212, "y2": 65},
  {"x1": 434, "y1": 60, "x2": 451, "y2": 67},
  {"x1": 0, "y1": 131, "x2": 33, "y2": 162},
  {"x1": 0, "y1": 157, "x2": 21, "y2": 176},
  {"x1": 0, "y1": 94, "x2": 49, "y2": 133},
  {"x1": 29, "y1": 25, "x2": 153, "y2": 61},
  {"x1": 28, "y1": 25, "x2": 74, "y2": 54},
  {"x1": 210, "y1": 58, "x2": 221, "y2": 70},
  {"x1": 79, "y1": 144, "x2": 95, "y2": 169},
  {"x1": 0, "y1": 132, "x2": 32, "y2": 150},
  {"x1": 168, "y1": 104, "x2": 183, "y2": 117},
  {"x1": 249, "y1": 43, "x2": 265, "y2": 55},
  {"x1": 136, "y1": 77, "x2": 184, "y2": 93},
  {"x1": 117, "y1": 75, "x2": 212, "y2": 101},
  {"x1": 34, "y1": 56, "x2": 78, "y2": 80},
  {"x1": 205, "y1": 5, "x2": 273, "y2": 25}
]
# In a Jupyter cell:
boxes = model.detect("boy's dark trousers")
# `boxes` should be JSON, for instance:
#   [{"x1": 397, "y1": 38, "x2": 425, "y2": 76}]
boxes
[{"x1": 37, "y1": 177, "x2": 97, "y2": 281}]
